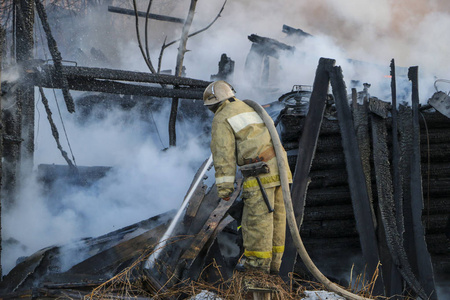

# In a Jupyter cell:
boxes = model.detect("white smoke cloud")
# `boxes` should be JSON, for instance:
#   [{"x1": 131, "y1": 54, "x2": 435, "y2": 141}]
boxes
[
  {"x1": 3, "y1": 88, "x2": 211, "y2": 273},
  {"x1": 3, "y1": 3, "x2": 450, "y2": 295}
]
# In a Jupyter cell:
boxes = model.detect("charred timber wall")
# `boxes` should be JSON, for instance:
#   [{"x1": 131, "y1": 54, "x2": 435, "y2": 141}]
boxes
[{"x1": 284, "y1": 110, "x2": 450, "y2": 270}]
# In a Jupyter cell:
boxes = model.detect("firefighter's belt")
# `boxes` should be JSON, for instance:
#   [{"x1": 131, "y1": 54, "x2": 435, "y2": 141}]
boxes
[
  {"x1": 239, "y1": 161, "x2": 270, "y2": 178},
  {"x1": 243, "y1": 147, "x2": 276, "y2": 165}
]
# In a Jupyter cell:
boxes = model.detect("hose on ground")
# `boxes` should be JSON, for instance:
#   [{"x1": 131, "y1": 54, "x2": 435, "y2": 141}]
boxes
[{"x1": 244, "y1": 99, "x2": 370, "y2": 300}]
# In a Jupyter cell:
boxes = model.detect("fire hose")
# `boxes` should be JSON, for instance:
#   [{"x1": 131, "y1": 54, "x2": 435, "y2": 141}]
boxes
[{"x1": 244, "y1": 99, "x2": 369, "y2": 300}]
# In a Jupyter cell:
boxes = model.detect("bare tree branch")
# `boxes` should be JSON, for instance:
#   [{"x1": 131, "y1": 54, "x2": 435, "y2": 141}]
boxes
[
  {"x1": 157, "y1": 36, "x2": 167, "y2": 73},
  {"x1": 169, "y1": 0, "x2": 199, "y2": 147},
  {"x1": 144, "y1": 0, "x2": 154, "y2": 66},
  {"x1": 132, "y1": 0, "x2": 156, "y2": 74},
  {"x1": 158, "y1": 0, "x2": 227, "y2": 74}
]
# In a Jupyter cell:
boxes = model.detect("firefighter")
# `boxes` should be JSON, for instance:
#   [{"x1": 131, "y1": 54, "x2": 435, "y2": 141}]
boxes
[{"x1": 203, "y1": 80, "x2": 292, "y2": 274}]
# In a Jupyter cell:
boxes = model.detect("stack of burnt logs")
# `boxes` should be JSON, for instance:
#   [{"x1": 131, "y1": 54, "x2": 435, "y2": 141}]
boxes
[{"x1": 280, "y1": 58, "x2": 447, "y2": 299}]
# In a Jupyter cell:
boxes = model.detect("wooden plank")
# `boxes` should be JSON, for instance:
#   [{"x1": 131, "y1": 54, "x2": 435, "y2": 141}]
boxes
[
  {"x1": 281, "y1": 57, "x2": 334, "y2": 278},
  {"x1": 180, "y1": 178, "x2": 243, "y2": 262},
  {"x1": 408, "y1": 66, "x2": 438, "y2": 299},
  {"x1": 328, "y1": 64, "x2": 383, "y2": 293}
]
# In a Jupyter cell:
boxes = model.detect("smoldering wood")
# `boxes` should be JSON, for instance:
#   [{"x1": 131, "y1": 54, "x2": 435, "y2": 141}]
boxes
[
  {"x1": 390, "y1": 60, "x2": 404, "y2": 243},
  {"x1": 371, "y1": 107, "x2": 424, "y2": 298},
  {"x1": 328, "y1": 65, "x2": 382, "y2": 290},
  {"x1": 32, "y1": 74, "x2": 205, "y2": 99},
  {"x1": 408, "y1": 66, "x2": 437, "y2": 299},
  {"x1": 0, "y1": 210, "x2": 174, "y2": 293},
  {"x1": 108, "y1": 5, "x2": 185, "y2": 24},
  {"x1": 33, "y1": 64, "x2": 210, "y2": 88}
]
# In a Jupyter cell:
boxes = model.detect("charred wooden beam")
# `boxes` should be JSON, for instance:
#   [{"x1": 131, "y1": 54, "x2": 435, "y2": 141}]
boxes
[
  {"x1": 328, "y1": 64, "x2": 384, "y2": 294},
  {"x1": 27, "y1": 64, "x2": 208, "y2": 99},
  {"x1": 12, "y1": 0, "x2": 35, "y2": 200},
  {"x1": 33, "y1": 75, "x2": 204, "y2": 99},
  {"x1": 281, "y1": 57, "x2": 333, "y2": 278},
  {"x1": 291, "y1": 57, "x2": 334, "y2": 227},
  {"x1": 33, "y1": 64, "x2": 211, "y2": 88},
  {"x1": 247, "y1": 34, "x2": 295, "y2": 58},
  {"x1": 108, "y1": 6, "x2": 185, "y2": 24},
  {"x1": 351, "y1": 87, "x2": 375, "y2": 224},
  {"x1": 408, "y1": 66, "x2": 438, "y2": 299}
]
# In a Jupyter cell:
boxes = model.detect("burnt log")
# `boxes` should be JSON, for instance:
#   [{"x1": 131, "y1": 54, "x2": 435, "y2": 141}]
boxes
[
  {"x1": 108, "y1": 6, "x2": 185, "y2": 24},
  {"x1": 33, "y1": 76, "x2": 204, "y2": 99}
]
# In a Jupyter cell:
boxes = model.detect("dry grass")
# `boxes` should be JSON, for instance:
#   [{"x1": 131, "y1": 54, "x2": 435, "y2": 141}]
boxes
[{"x1": 83, "y1": 244, "x2": 416, "y2": 300}]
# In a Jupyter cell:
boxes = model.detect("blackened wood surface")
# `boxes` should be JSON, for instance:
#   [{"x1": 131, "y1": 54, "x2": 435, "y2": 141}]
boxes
[
  {"x1": 281, "y1": 57, "x2": 334, "y2": 278},
  {"x1": 408, "y1": 66, "x2": 437, "y2": 299},
  {"x1": 371, "y1": 110, "x2": 424, "y2": 298},
  {"x1": 37, "y1": 65, "x2": 211, "y2": 87},
  {"x1": 351, "y1": 90, "x2": 375, "y2": 226},
  {"x1": 181, "y1": 179, "x2": 242, "y2": 263},
  {"x1": 328, "y1": 65, "x2": 382, "y2": 291}
]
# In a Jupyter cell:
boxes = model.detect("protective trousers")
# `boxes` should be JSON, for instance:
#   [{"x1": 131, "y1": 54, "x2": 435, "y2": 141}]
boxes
[{"x1": 241, "y1": 185, "x2": 286, "y2": 273}]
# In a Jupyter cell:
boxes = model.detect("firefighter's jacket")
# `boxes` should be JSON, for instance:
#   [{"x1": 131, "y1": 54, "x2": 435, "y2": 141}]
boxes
[{"x1": 210, "y1": 98, "x2": 292, "y2": 199}]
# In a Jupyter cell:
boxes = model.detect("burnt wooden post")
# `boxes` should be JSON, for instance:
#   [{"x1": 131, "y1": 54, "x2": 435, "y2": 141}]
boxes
[
  {"x1": 0, "y1": 24, "x2": 5, "y2": 278},
  {"x1": 9, "y1": 0, "x2": 35, "y2": 201},
  {"x1": 388, "y1": 59, "x2": 404, "y2": 297},
  {"x1": 328, "y1": 65, "x2": 383, "y2": 294},
  {"x1": 280, "y1": 57, "x2": 333, "y2": 278},
  {"x1": 407, "y1": 66, "x2": 437, "y2": 299}
]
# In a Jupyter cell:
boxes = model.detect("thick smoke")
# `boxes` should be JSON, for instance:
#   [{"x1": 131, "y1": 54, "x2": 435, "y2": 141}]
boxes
[{"x1": 3, "y1": 1, "x2": 450, "y2": 290}]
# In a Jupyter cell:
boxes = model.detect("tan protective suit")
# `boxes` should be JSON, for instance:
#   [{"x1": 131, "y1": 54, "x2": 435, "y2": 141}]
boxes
[{"x1": 210, "y1": 97, "x2": 292, "y2": 273}]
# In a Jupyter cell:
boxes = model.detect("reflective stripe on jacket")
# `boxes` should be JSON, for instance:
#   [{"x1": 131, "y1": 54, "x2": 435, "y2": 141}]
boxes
[{"x1": 210, "y1": 98, "x2": 292, "y2": 198}]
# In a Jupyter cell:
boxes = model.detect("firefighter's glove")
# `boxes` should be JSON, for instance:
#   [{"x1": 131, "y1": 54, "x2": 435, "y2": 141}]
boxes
[{"x1": 217, "y1": 187, "x2": 234, "y2": 200}]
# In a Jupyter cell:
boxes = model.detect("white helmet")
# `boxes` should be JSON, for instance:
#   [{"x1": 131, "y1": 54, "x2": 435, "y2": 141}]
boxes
[{"x1": 203, "y1": 80, "x2": 235, "y2": 106}]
